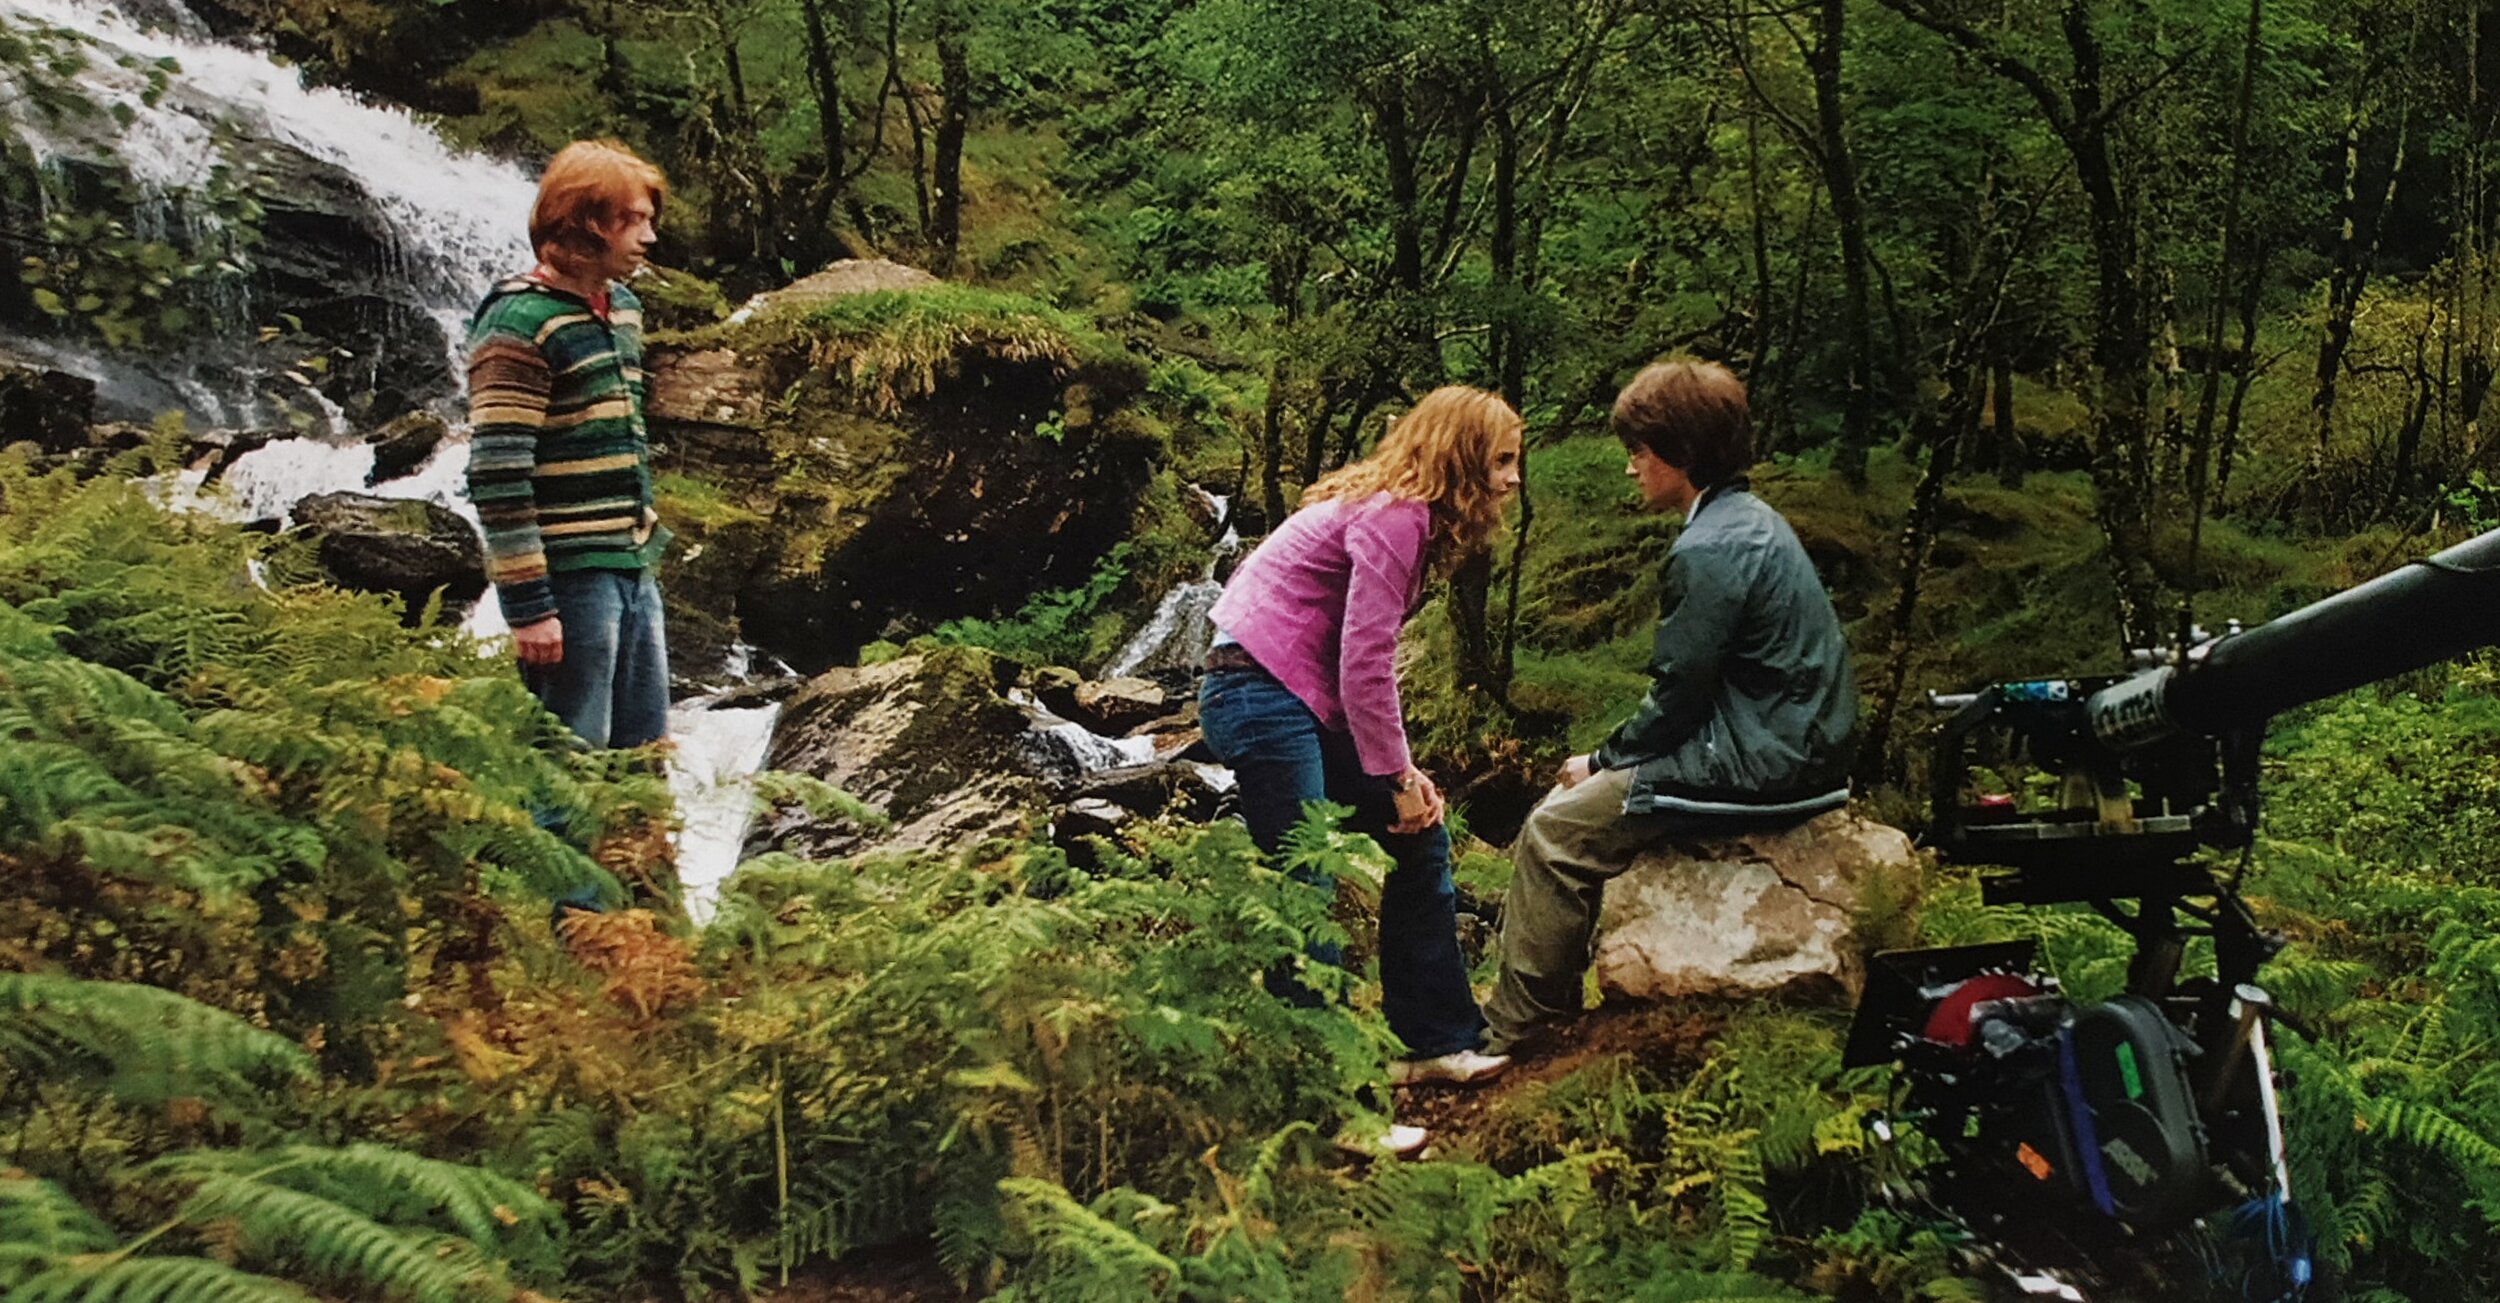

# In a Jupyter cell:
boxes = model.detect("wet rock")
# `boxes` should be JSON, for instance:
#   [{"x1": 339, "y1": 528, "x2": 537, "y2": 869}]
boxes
[
  {"x1": 1593, "y1": 812, "x2": 1918, "y2": 1002},
  {"x1": 1029, "y1": 665, "x2": 1084, "y2": 718},
  {"x1": 755, "y1": 648, "x2": 1049, "y2": 861},
  {"x1": 639, "y1": 347, "x2": 774, "y2": 472},
  {"x1": 1123, "y1": 698, "x2": 1200, "y2": 740},
  {"x1": 1055, "y1": 798, "x2": 1133, "y2": 842},
  {"x1": 0, "y1": 358, "x2": 96, "y2": 453},
  {"x1": 1071, "y1": 677, "x2": 1168, "y2": 734},
  {"x1": 706, "y1": 675, "x2": 807, "y2": 710},
  {"x1": 1066, "y1": 761, "x2": 1226, "y2": 822},
  {"x1": 185, "y1": 427, "x2": 280, "y2": 486},
  {"x1": 288, "y1": 490, "x2": 485, "y2": 626},
  {"x1": 1014, "y1": 722, "x2": 1157, "y2": 789},
  {"x1": 666, "y1": 601, "x2": 745, "y2": 700},
  {"x1": 365, "y1": 410, "x2": 450, "y2": 486}
]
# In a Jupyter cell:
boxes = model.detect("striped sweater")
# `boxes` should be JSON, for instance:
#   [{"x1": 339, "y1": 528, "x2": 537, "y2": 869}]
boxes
[{"x1": 464, "y1": 277, "x2": 669, "y2": 627}]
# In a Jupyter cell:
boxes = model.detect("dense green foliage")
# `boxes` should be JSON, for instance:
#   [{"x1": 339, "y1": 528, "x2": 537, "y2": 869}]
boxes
[{"x1": 14, "y1": 0, "x2": 2500, "y2": 1297}]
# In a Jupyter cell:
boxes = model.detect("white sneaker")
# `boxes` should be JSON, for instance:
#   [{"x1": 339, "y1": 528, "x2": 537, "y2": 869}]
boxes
[
  {"x1": 1388, "y1": 1049, "x2": 1512, "y2": 1086},
  {"x1": 1334, "y1": 1122, "x2": 1430, "y2": 1159}
]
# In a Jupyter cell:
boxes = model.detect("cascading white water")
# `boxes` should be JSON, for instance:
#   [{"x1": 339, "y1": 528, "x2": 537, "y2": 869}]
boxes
[
  {"x1": 1101, "y1": 488, "x2": 1242, "y2": 679},
  {"x1": 1102, "y1": 580, "x2": 1223, "y2": 680},
  {"x1": 667, "y1": 701, "x2": 782, "y2": 924},
  {"x1": 0, "y1": 0, "x2": 534, "y2": 419}
]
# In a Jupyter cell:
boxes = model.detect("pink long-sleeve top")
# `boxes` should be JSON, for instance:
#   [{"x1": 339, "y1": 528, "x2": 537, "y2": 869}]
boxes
[{"x1": 1209, "y1": 492, "x2": 1431, "y2": 777}]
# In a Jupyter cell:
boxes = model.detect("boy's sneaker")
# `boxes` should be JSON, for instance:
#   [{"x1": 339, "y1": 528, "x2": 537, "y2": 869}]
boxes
[
  {"x1": 1333, "y1": 1121, "x2": 1431, "y2": 1159},
  {"x1": 1388, "y1": 1049, "x2": 1512, "y2": 1086}
]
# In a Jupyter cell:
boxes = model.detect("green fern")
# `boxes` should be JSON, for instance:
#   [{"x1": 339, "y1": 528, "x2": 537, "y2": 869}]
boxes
[
  {"x1": 159, "y1": 1159, "x2": 532, "y2": 1303},
  {"x1": 7, "y1": 1254, "x2": 319, "y2": 1303},
  {"x1": 0, "y1": 1176, "x2": 115, "y2": 1290},
  {"x1": 994, "y1": 1177, "x2": 1179, "y2": 1300},
  {"x1": 0, "y1": 973, "x2": 313, "y2": 1109},
  {"x1": 155, "y1": 1144, "x2": 555, "y2": 1251}
]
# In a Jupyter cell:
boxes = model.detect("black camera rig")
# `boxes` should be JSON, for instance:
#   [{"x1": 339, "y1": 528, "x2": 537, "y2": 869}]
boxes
[{"x1": 1844, "y1": 526, "x2": 2500, "y2": 1295}]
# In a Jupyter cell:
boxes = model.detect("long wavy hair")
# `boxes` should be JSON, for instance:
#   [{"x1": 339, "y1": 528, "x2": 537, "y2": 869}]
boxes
[{"x1": 1303, "y1": 384, "x2": 1521, "y2": 577}]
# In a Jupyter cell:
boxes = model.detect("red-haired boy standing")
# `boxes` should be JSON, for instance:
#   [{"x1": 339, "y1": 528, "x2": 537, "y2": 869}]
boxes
[{"x1": 465, "y1": 140, "x2": 672, "y2": 748}]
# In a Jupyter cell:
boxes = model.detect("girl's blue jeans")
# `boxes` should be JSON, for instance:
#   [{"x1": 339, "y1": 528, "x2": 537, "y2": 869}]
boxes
[{"x1": 1198, "y1": 666, "x2": 1487, "y2": 1059}]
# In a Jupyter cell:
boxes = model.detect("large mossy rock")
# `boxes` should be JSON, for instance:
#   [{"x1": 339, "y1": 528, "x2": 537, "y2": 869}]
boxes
[
  {"x1": 645, "y1": 264, "x2": 1166, "y2": 674},
  {"x1": 1592, "y1": 812, "x2": 1919, "y2": 1002},
  {"x1": 755, "y1": 647, "x2": 1051, "y2": 861},
  {"x1": 287, "y1": 490, "x2": 485, "y2": 627}
]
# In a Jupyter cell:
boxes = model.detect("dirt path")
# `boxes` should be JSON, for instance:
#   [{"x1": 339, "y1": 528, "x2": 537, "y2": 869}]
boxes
[
  {"x1": 754, "y1": 1242, "x2": 969, "y2": 1303},
  {"x1": 1393, "y1": 1001, "x2": 1732, "y2": 1144}
]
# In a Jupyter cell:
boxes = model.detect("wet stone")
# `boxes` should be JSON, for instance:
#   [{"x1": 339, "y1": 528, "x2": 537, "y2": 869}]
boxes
[{"x1": 1070, "y1": 676, "x2": 1168, "y2": 734}]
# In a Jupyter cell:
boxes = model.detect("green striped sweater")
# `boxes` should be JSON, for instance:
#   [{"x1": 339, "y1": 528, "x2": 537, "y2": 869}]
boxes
[{"x1": 463, "y1": 277, "x2": 669, "y2": 627}]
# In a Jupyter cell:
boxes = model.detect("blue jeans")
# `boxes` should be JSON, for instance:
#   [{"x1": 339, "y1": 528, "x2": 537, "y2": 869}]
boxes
[
  {"x1": 524, "y1": 567, "x2": 670, "y2": 749},
  {"x1": 1198, "y1": 666, "x2": 1486, "y2": 1060}
]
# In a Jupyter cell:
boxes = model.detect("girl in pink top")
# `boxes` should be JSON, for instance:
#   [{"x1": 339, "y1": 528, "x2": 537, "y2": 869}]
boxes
[{"x1": 1201, "y1": 386, "x2": 1525, "y2": 1123}]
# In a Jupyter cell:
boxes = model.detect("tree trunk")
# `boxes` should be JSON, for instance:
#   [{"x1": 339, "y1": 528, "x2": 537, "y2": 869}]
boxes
[
  {"x1": 887, "y1": 0, "x2": 930, "y2": 237},
  {"x1": 2065, "y1": 3, "x2": 2161, "y2": 648},
  {"x1": 1259, "y1": 358, "x2": 1288, "y2": 526},
  {"x1": 2181, "y1": 0, "x2": 2262, "y2": 604},
  {"x1": 2313, "y1": 90, "x2": 2409, "y2": 455},
  {"x1": 1745, "y1": 91, "x2": 1779, "y2": 444},
  {"x1": 1876, "y1": 0, "x2": 2164, "y2": 645},
  {"x1": 2214, "y1": 251, "x2": 2265, "y2": 512},
  {"x1": 930, "y1": 9, "x2": 970, "y2": 275},
  {"x1": 1376, "y1": 82, "x2": 1425, "y2": 293},
  {"x1": 2393, "y1": 327, "x2": 2433, "y2": 506},
  {"x1": 1810, "y1": 0, "x2": 1877, "y2": 487},
  {"x1": 1992, "y1": 349, "x2": 2020, "y2": 484},
  {"x1": 798, "y1": 0, "x2": 847, "y2": 231},
  {"x1": 1298, "y1": 380, "x2": 1343, "y2": 489},
  {"x1": 1862, "y1": 362, "x2": 1983, "y2": 779}
]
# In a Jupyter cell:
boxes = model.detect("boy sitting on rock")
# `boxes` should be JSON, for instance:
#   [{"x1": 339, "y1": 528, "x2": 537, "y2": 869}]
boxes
[{"x1": 1482, "y1": 360, "x2": 1858, "y2": 1056}]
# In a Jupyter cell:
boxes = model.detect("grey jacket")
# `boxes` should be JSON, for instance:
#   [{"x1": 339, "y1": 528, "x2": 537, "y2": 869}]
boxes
[{"x1": 1593, "y1": 477, "x2": 1858, "y2": 815}]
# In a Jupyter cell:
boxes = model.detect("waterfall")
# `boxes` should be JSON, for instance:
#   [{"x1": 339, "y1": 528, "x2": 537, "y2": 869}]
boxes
[
  {"x1": 0, "y1": 0, "x2": 534, "y2": 422},
  {"x1": 1102, "y1": 580, "x2": 1222, "y2": 680},
  {"x1": 1100, "y1": 488, "x2": 1241, "y2": 679},
  {"x1": 668, "y1": 700, "x2": 782, "y2": 924}
]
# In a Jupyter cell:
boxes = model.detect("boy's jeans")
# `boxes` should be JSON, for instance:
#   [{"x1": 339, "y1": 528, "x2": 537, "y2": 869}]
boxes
[
  {"x1": 524, "y1": 567, "x2": 670, "y2": 750},
  {"x1": 1198, "y1": 666, "x2": 1486, "y2": 1059}
]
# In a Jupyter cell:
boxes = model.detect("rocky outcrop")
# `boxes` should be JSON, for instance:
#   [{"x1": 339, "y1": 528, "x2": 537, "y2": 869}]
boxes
[
  {"x1": 758, "y1": 648, "x2": 1046, "y2": 861},
  {"x1": 753, "y1": 650, "x2": 1231, "y2": 863},
  {"x1": 1592, "y1": 812, "x2": 1919, "y2": 1002},
  {"x1": 643, "y1": 263, "x2": 1169, "y2": 674},
  {"x1": 1069, "y1": 677, "x2": 1170, "y2": 734},
  {"x1": 288, "y1": 490, "x2": 485, "y2": 627}
]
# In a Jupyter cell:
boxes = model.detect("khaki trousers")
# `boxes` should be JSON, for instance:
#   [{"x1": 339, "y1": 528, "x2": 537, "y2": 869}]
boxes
[{"x1": 1482, "y1": 766, "x2": 1743, "y2": 1053}]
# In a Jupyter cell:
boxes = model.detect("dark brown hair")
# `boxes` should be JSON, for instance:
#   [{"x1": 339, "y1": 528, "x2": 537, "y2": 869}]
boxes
[
  {"x1": 530, "y1": 140, "x2": 667, "y2": 269},
  {"x1": 1611, "y1": 359, "x2": 1751, "y2": 488}
]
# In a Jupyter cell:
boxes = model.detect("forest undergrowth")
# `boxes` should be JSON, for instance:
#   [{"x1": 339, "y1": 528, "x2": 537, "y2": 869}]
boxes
[{"x1": 6, "y1": 442, "x2": 2500, "y2": 1303}]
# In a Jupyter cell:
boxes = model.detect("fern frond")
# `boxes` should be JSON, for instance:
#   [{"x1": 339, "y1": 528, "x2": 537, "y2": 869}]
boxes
[
  {"x1": 2363, "y1": 1098, "x2": 2500, "y2": 1192},
  {"x1": 160, "y1": 1144, "x2": 555, "y2": 1248},
  {"x1": 0, "y1": 973, "x2": 312, "y2": 1108},
  {"x1": 995, "y1": 1177, "x2": 1177, "y2": 1299},
  {"x1": 0, "y1": 1176, "x2": 116, "y2": 1290},
  {"x1": 9, "y1": 1254, "x2": 319, "y2": 1302},
  {"x1": 157, "y1": 1158, "x2": 531, "y2": 1303}
]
